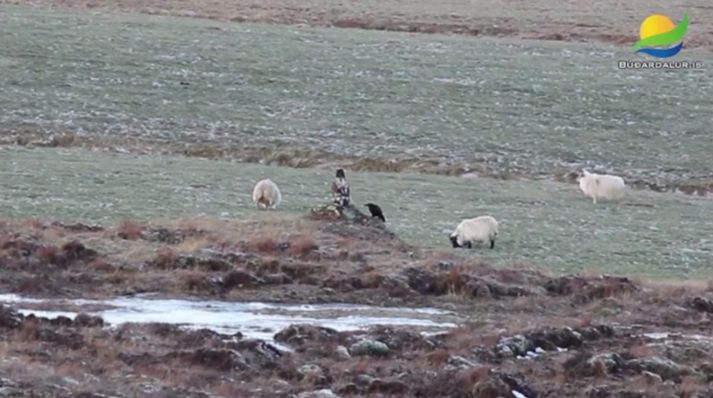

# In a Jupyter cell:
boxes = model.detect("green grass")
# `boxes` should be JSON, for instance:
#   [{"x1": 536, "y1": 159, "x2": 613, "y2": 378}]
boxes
[
  {"x1": 1, "y1": 5, "x2": 713, "y2": 187},
  {"x1": 2, "y1": 147, "x2": 712, "y2": 279}
]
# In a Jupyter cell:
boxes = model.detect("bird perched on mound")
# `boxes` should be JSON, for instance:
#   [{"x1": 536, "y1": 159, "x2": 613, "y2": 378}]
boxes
[
  {"x1": 331, "y1": 168, "x2": 351, "y2": 207},
  {"x1": 365, "y1": 203, "x2": 385, "y2": 222}
]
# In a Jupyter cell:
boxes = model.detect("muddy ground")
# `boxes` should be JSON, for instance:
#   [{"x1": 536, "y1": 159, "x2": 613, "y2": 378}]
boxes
[
  {"x1": 1, "y1": 0, "x2": 712, "y2": 50},
  {"x1": 1, "y1": 206, "x2": 713, "y2": 397}
]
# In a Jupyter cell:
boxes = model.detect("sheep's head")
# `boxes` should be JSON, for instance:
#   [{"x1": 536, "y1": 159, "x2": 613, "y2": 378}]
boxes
[
  {"x1": 449, "y1": 234, "x2": 460, "y2": 248},
  {"x1": 336, "y1": 168, "x2": 346, "y2": 179},
  {"x1": 575, "y1": 169, "x2": 590, "y2": 182},
  {"x1": 257, "y1": 197, "x2": 270, "y2": 208}
]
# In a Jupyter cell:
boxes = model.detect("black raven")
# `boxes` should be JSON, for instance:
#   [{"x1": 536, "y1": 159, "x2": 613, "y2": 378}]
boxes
[{"x1": 365, "y1": 203, "x2": 385, "y2": 222}]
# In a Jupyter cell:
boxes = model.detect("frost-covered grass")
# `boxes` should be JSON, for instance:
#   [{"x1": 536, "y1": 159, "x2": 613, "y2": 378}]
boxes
[
  {"x1": 2, "y1": 147, "x2": 712, "y2": 279},
  {"x1": 1, "y1": 5, "x2": 713, "y2": 186}
]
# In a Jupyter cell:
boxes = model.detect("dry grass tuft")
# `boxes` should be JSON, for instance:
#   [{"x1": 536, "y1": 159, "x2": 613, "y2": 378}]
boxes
[
  {"x1": 26, "y1": 219, "x2": 46, "y2": 230},
  {"x1": 426, "y1": 348, "x2": 450, "y2": 365},
  {"x1": 55, "y1": 360, "x2": 85, "y2": 378},
  {"x1": 288, "y1": 235, "x2": 319, "y2": 258},
  {"x1": 46, "y1": 133, "x2": 78, "y2": 147},
  {"x1": 587, "y1": 276, "x2": 638, "y2": 300},
  {"x1": 628, "y1": 343, "x2": 656, "y2": 358},
  {"x1": 87, "y1": 259, "x2": 114, "y2": 272},
  {"x1": 36, "y1": 245, "x2": 60, "y2": 265},
  {"x1": 154, "y1": 247, "x2": 177, "y2": 268},
  {"x1": 251, "y1": 235, "x2": 278, "y2": 253},
  {"x1": 211, "y1": 383, "x2": 250, "y2": 397},
  {"x1": 456, "y1": 366, "x2": 491, "y2": 391},
  {"x1": 175, "y1": 236, "x2": 217, "y2": 253},
  {"x1": 679, "y1": 375, "x2": 707, "y2": 397},
  {"x1": 117, "y1": 220, "x2": 143, "y2": 240},
  {"x1": 647, "y1": 279, "x2": 713, "y2": 297},
  {"x1": 17, "y1": 318, "x2": 39, "y2": 342},
  {"x1": 445, "y1": 268, "x2": 467, "y2": 293},
  {"x1": 178, "y1": 270, "x2": 209, "y2": 291}
]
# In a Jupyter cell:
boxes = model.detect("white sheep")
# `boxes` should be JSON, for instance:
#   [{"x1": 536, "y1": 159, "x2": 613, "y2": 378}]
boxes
[
  {"x1": 449, "y1": 216, "x2": 499, "y2": 249},
  {"x1": 252, "y1": 179, "x2": 282, "y2": 209},
  {"x1": 577, "y1": 170, "x2": 625, "y2": 204}
]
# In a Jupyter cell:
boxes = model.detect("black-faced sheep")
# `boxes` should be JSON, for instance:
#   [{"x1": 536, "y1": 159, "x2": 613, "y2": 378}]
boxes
[{"x1": 449, "y1": 215, "x2": 499, "y2": 249}]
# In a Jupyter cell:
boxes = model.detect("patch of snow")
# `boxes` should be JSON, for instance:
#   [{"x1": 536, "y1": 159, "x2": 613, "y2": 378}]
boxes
[
  {"x1": 512, "y1": 391, "x2": 527, "y2": 398},
  {"x1": 1, "y1": 295, "x2": 459, "y2": 341},
  {"x1": 525, "y1": 351, "x2": 539, "y2": 358},
  {"x1": 643, "y1": 332, "x2": 671, "y2": 340}
]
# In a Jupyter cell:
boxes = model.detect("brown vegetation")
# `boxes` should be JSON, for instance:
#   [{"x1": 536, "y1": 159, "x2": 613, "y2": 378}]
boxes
[
  {"x1": 116, "y1": 220, "x2": 143, "y2": 240},
  {"x1": 1, "y1": 209, "x2": 713, "y2": 396},
  {"x1": 4, "y1": 132, "x2": 713, "y2": 197}
]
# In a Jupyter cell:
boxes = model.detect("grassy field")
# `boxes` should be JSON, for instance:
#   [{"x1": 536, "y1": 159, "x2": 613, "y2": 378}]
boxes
[
  {"x1": 2, "y1": 146, "x2": 712, "y2": 279},
  {"x1": 2, "y1": 5, "x2": 713, "y2": 397},
  {"x1": 1, "y1": 5, "x2": 713, "y2": 189},
  {"x1": 2, "y1": 0, "x2": 713, "y2": 49}
]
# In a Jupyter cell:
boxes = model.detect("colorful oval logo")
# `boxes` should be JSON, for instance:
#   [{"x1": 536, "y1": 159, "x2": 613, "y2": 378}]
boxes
[{"x1": 633, "y1": 14, "x2": 688, "y2": 58}]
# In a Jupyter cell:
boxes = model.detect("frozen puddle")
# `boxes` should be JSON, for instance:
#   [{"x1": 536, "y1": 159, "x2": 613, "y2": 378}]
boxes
[
  {"x1": 0, "y1": 294, "x2": 459, "y2": 341},
  {"x1": 642, "y1": 332, "x2": 713, "y2": 343}
]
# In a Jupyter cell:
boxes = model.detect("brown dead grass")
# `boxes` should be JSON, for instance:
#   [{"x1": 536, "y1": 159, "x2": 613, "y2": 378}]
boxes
[
  {"x1": 288, "y1": 235, "x2": 318, "y2": 258},
  {"x1": 178, "y1": 270, "x2": 209, "y2": 291},
  {"x1": 17, "y1": 318, "x2": 39, "y2": 342},
  {"x1": 87, "y1": 259, "x2": 115, "y2": 272},
  {"x1": 425, "y1": 348, "x2": 450, "y2": 366},
  {"x1": 456, "y1": 366, "x2": 492, "y2": 391},
  {"x1": 646, "y1": 279, "x2": 713, "y2": 296},
  {"x1": 4, "y1": 130, "x2": 712, "y2": 198},
  {"x1": 45, "y1": 133, "x2": 78, "y2": 148},
  {"x1": 628, "y1": 343, "x2": 657, "y2": 358},
  {"x1": 36, "y1": 245, "x2": 60, "y2": 265},
  {"x1": 210, "y1": 383, "x2": 250, "y2": 397},
  {"x1": 251, "y1": 235, "x2": 278, "y2": 253},
  {"x1": 54, "y1": 360, "x2": 86, "y2": 378},
  {"x1": 116, "y1": 220, "x2": 143, "y2": 240},
  {"x1": 154, "y1": 247, "x2": 177, "y2": 268},
  {"x1": 175, "y1": 236, "x2": 217, "y2": 253},
  {"x1": 3, "y1": 0, "x2": 712, "y2": 50},
  {"x1": 0, "y1": 210, "x2": 713, "y2": 397}
]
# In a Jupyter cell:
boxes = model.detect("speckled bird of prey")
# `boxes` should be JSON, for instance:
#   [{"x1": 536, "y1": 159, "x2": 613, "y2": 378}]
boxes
[{"x1": 331, "y1": 168, "x2": 350, "y2": 207}]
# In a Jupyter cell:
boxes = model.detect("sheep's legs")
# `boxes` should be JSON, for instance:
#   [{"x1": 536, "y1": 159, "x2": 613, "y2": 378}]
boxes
[
  {"x1": 490, "y1": 240, "x2": 495, "y2": 249},
  {"x1": 466, "y1": 242, "x2": 473, "y2": 249}
]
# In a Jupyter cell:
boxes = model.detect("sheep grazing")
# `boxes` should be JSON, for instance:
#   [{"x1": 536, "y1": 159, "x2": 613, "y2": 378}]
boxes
[
  {"x1": 331, "y1": 169, "x2": 351, "y2": 207},
  {"x1": 449, "y1": 216, "x2": 499, "y2": 249},
  {"x1": 365, "y1": 203, "x2": 386, "y2": 222},
  {"x1": 577, "y1": 169, "x2": 626, "y2": 204},
  {"x1": 252, "y1": 179, "x2": 282, "y2": 209}
]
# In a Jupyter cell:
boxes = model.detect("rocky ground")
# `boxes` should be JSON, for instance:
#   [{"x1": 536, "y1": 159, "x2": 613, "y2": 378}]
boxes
[{"x1": 1, "y1": 206, "x2": 713, "y2": 397}]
